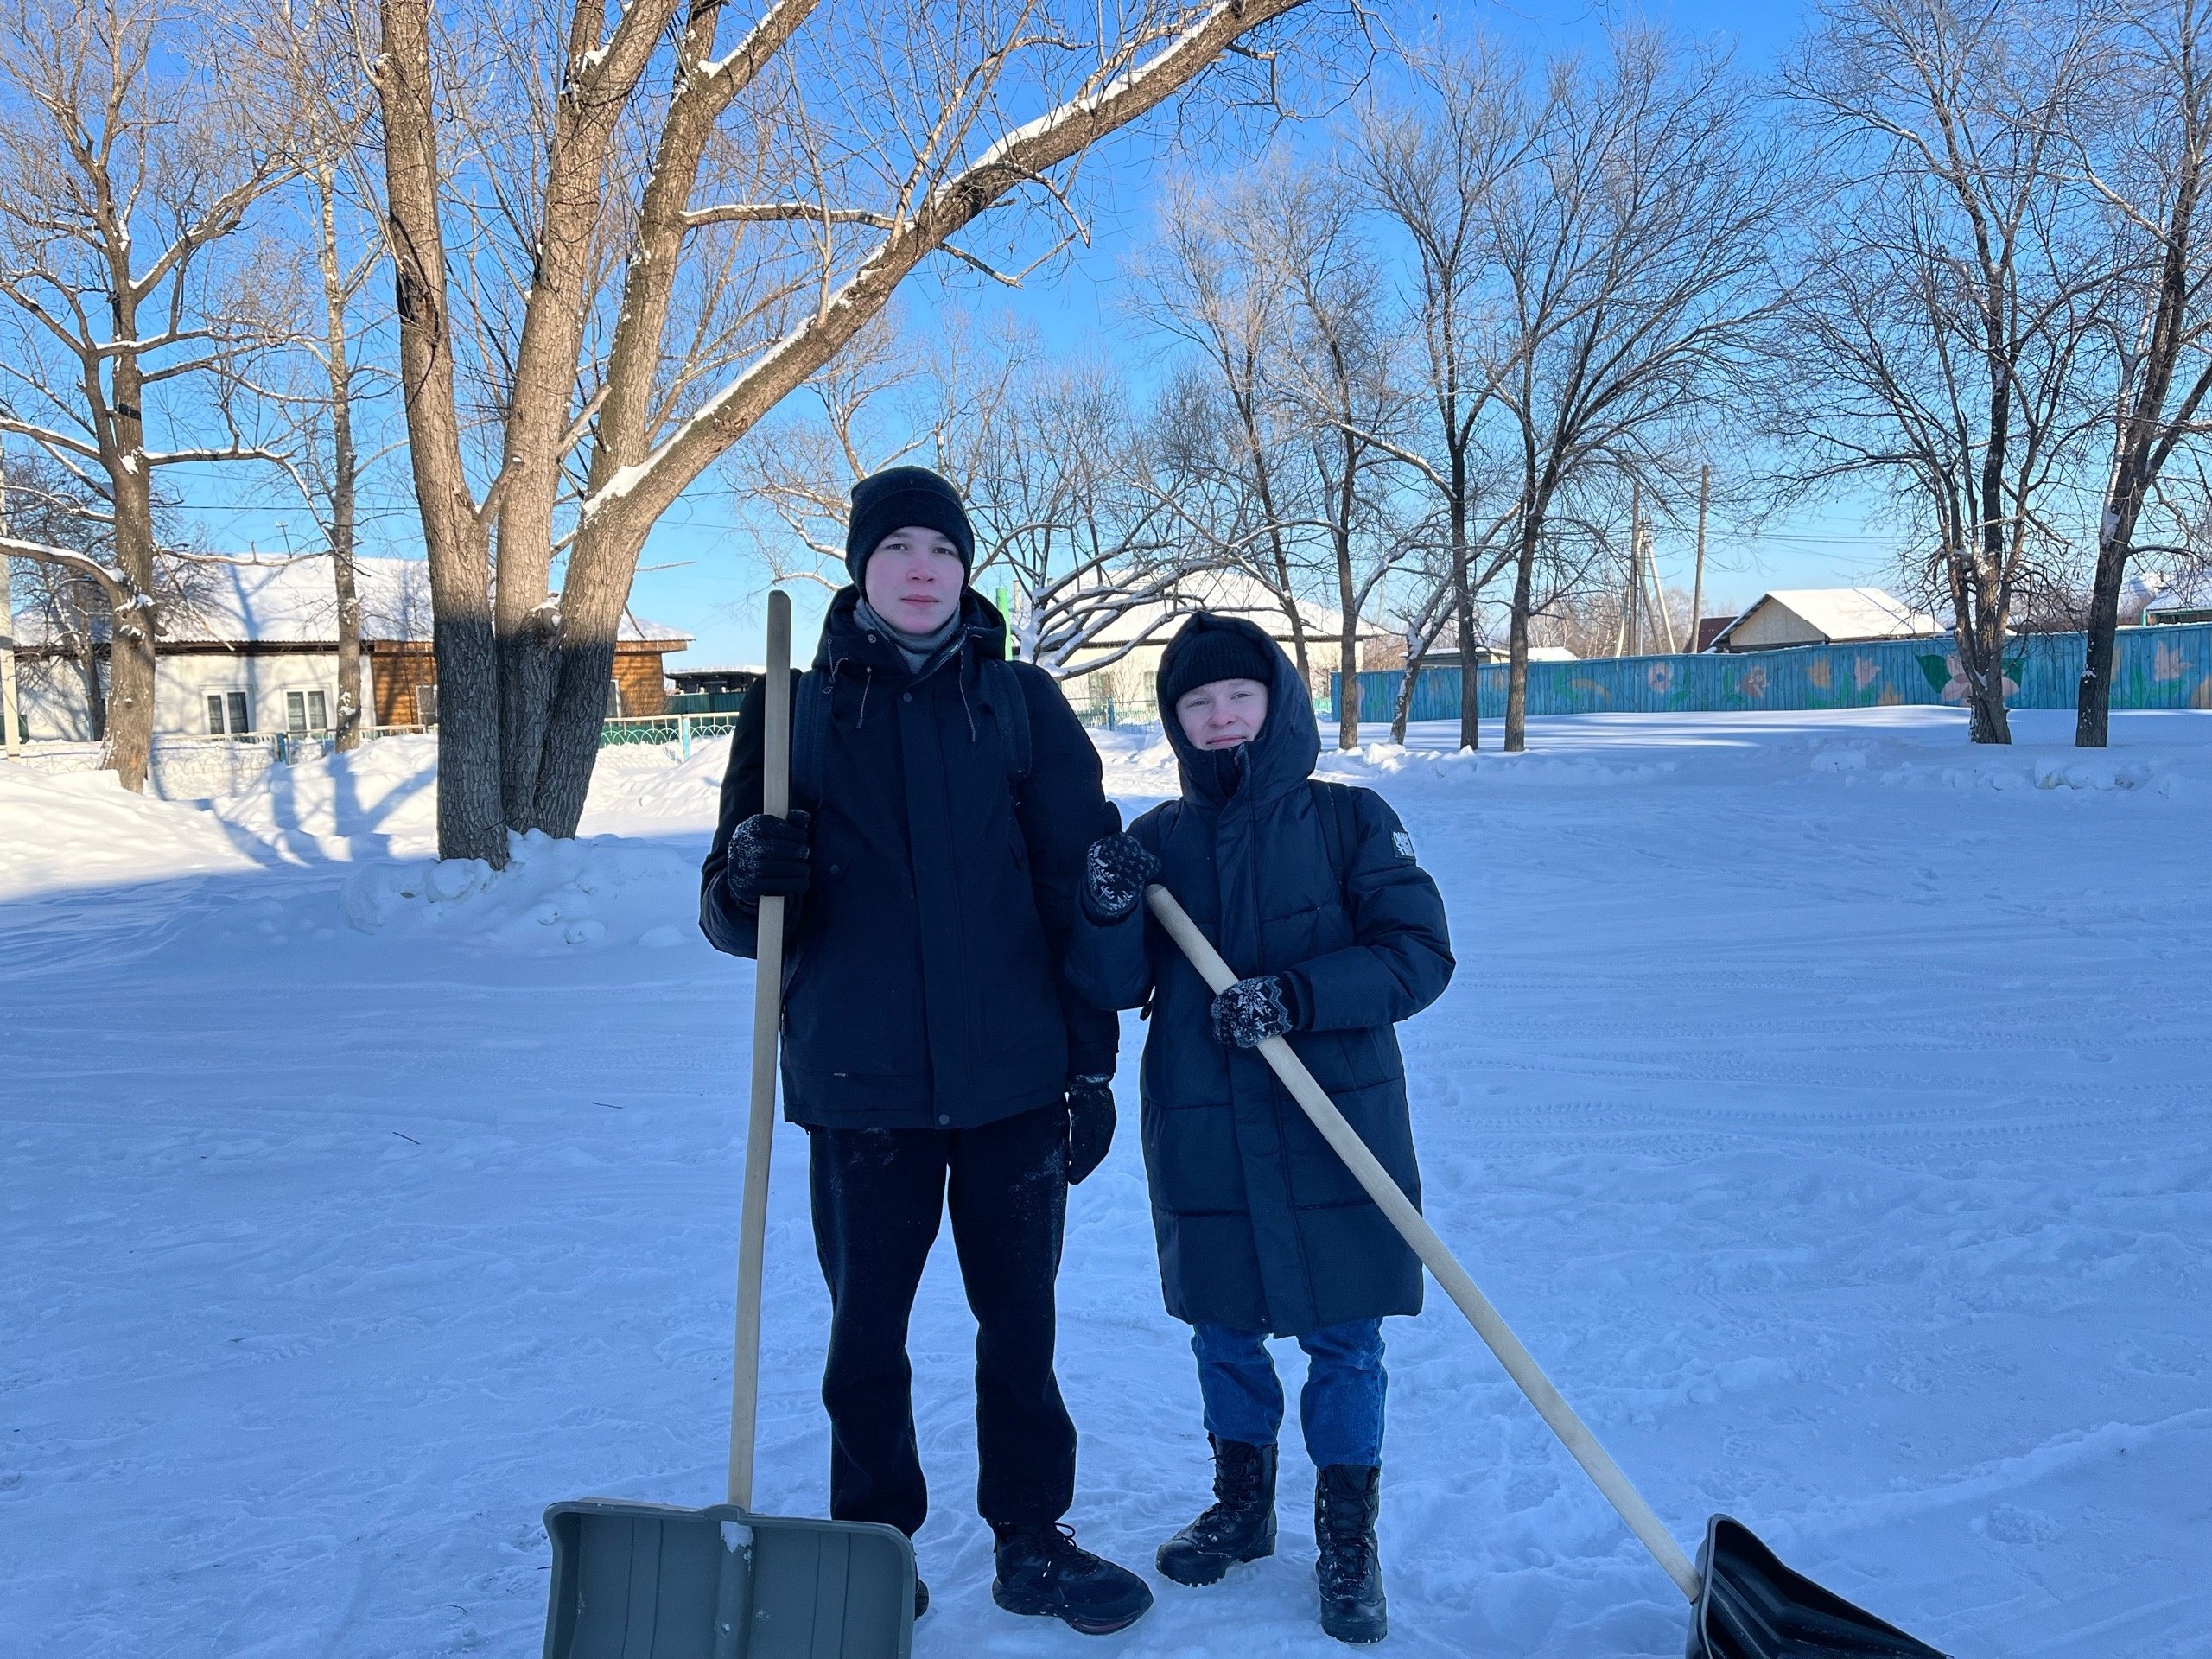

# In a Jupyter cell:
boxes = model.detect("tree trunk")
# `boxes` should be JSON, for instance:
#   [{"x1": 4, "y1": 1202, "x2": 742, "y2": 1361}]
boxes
[
  {"x1": 380, "y1": 0, "x2": 508, "y2": 865},
  {"x1": 1504, "y1": 529, "x2": 1535, "y2": 753},
  {"x1": 1391, "y1": 650, "x2": 1421, "y2": 744},
  {"x1": 1334, "y1": 524, "x2": 1360, "y2": 752},
  {"x1": 76, "y1": 636, "x2": 108, "y2": 742},
  {"x1": 1450, "y1": 451, "x2": 1478, "y2": 749},
  {"x1": 316, "y1": 161, "x2": 365, "y2": 753},
  {"x1": 104, "y1": 613, "x2": 155, "y2": 789},
  {"x1": 2075, "y1": 521, "x2": 2133, "y2": 748}
]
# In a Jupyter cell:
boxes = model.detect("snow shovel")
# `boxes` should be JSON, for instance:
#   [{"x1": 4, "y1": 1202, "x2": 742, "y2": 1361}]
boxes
[
  {"x1": 541, "y1": 589, "x2": 915, "y2": 1659},
  {"x1": 1144, "y1": 884, "x2": 1948, "y2": 1659}
]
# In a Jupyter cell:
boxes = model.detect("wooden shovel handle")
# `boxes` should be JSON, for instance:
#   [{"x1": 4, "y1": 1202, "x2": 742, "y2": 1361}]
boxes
[
  {"x1": 728, "y1": 589, "x2": 792, "y2": 1510},
  {"x1": 1143, "y1": 883, "x2": 1704, "y2": 1603}
]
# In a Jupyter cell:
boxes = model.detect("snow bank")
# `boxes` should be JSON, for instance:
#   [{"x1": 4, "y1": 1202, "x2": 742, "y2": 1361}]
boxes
[
  {"x1": 341, "y1": 829, "x2": 705, "y2": 951},
  {"x1": 0, "y1": 762, "x2": 263, "y2": 901}
]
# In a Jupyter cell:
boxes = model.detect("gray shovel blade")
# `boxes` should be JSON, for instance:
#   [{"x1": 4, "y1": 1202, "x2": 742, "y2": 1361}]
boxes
[
  {"x1": 1688, "y1": 1515, "x2": 1948, "y2": 1659},
  {"x1": 543, "y1": 1498, "x2": 914, "y2": 1659}
]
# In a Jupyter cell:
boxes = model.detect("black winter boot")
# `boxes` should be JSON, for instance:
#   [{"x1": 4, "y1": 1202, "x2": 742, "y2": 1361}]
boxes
[
  {"x1": 990, "y1": 1521, "x2": 1154, "y2": 1635},
  {"x1": 1314, "y1": 1465, "x2": 1387, "y2": 1644},
  {"x1": 1157, "y1": 1437, "x2": 1278, "y2": 1586}
]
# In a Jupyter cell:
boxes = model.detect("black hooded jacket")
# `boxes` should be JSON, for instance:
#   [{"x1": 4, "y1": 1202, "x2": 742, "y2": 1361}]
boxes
[
  {"x1": 702, "y1": 587, "x2": 1116, "y2": 1128},
  {"x1": 1068, "y1": 613, "x2": 1454, "y2": 1336}
]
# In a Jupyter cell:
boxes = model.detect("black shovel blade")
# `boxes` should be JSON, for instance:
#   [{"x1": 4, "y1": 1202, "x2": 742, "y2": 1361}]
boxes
[
  {"x1": 1688, "y1": 1515, "x2": 1948, "y2": 1659},
  {"x1": 543, "y1": 1498, "x2": 913, "y2": 1659}
]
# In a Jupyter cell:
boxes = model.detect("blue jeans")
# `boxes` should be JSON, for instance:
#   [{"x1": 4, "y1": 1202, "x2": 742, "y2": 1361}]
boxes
[{"x1": 1192, "y1": 1319, "x2": 1386, "y2": 1469}]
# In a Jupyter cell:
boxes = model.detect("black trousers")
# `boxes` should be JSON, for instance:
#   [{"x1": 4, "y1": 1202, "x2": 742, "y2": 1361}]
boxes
[{"x1": 806, "y1": 1103, "x2": 1077, "y2": 1536}]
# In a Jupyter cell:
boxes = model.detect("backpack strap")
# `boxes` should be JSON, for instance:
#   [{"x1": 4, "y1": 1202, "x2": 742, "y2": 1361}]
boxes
[
  {"x1": 982, "y1": 658, "x2": 1033, "y2": 793},
  {"x1": 1310, "y1": 778, "x2": 1359, "y2": 887},
  {"x1": 789, "y1": 667, "x2": 829, "y2": 815}
]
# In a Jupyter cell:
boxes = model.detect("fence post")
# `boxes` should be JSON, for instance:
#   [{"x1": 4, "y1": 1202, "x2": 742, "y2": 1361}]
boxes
[{"x1": 679, "y1": 713, "x2": 692, "y2": 760}]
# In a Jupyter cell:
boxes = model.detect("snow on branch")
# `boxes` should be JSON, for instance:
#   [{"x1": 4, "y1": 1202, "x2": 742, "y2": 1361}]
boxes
[
  {"x1": 582, "y1": 0, "x2": 1305, "y2": 530},
  {"x1": 1, "y1": 534, "x2": 131, "y2": 599}
]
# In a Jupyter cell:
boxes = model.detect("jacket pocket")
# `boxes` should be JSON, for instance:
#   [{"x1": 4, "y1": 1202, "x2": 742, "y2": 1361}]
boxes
[{"x1": 1142, "y1": 1100, "x2": 1250, "y2": 1214}]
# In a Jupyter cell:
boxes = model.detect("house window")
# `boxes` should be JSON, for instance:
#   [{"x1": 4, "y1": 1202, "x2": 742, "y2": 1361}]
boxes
[
  {"x1": 286, "y1": 690, "x2": 329, "y2": 734},
  {"x1": 605, "y1": 678, "x2": 623, "y2": 718},
  {"x1": 208, "y1": 691, "x2": 251, "y2": 734},
  {"x1": 414, "y1": 683, "x2": 438, "y2": 727}
]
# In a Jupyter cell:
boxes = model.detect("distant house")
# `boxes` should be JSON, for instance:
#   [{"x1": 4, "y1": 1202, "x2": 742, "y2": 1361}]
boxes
[
  {"x1": 1043, "y1": 569, "x2": 1390, "y2": 703},
  {"x1": 1414, "y1": 644, "x2": 1579, "y2": 668},
  {"x1": 10, "y1": 556, "x2": 690, "y2": 741},
  {"x1": 1706, "y1": 588, "x2": 1939, "y2": 653}
]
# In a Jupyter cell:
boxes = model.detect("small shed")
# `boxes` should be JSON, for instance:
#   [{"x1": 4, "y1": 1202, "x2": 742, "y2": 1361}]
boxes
[{"x1": 1707, "y1": 588, "x2": 1938, "y2": 653}]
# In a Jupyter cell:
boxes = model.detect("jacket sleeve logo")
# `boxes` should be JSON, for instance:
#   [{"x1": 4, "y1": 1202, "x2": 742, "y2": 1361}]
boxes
[{"x1": 1392, "y1": 830, "x2": 1416, "y2": 861}]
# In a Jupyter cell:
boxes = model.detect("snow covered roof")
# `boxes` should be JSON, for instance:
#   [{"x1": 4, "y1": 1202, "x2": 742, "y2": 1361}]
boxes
[
  {"x1": 1052, "y1": 567, "x2": 1372, "y2": 649},
  {"x1": 1709, "y1": 588, "x2": 1938, "y2": 650},
  {"x1": 10, "y1": 556, "x2": 690, "y2": 650}
]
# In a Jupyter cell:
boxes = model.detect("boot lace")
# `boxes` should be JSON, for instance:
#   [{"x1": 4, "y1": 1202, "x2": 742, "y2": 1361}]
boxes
[
  {"x1": 1190, "y1": 1449, "x2": 1267, "y2": 1545},
  {"x1": 1317, "y1": 1482, "x2": 1375, "y2": 1589}
]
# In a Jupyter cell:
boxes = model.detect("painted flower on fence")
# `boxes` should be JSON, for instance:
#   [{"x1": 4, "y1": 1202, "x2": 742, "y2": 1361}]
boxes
[
  {"x1": 1739, "y1": 664, "x2": 1770, "y2": 699},
  {"x1": 1921, "y1": 653, "x2": 2021, "y2": 704},
  {"x1": 1853, "y1": 656, "x2": 1882, "y2": 690},
  {"x1": 2153, "y1": 639, "x2": 2189, "y2": 683},
  {"x1": 1647, "y1": 660, "x2": 1675, "y2": 696},
  {"x1": 1807, "y1": 656, "x2": 1832, "y2": 690}
]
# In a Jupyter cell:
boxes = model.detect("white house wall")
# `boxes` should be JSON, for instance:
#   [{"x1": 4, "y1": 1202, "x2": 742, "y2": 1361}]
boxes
[
  {"x1": 158, "y1": 652, "x2": 378, "y2": 735},
  {"x1": 10, "y1": 651, "x2": 372, "y2": 741},
  {"x1": 1726, "y1": 602, "x2": 1825, "y2": 650},
  {"x1": 15, "y1": 656, "x2": 96, "y2": 741}
]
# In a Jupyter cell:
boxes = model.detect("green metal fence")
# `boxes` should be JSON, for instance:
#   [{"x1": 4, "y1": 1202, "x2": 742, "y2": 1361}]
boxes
[
  {"x1": 1332, "y1": 622, "x2": 2212, "y2": 726},
  {"x1": 598, "y1": 712, "x2": 741, "y2": 757}
]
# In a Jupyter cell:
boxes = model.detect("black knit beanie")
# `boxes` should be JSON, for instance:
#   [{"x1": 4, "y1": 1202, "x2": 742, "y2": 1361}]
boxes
[
  {"x1": 845, "y1": 466, "x2": 975, "y2": 582},
  {"x1": 1158, "y1": 616, "x2": 1278, "y2": 711}
]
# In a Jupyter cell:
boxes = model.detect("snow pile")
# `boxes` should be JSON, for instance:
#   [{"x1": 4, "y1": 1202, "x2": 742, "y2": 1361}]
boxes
[
  {"x1": 341, "y1": 828, "x2": 704, "y2": 951},
  {"x1": 0, "y1": 762, "x2": 262, "y2": 901},
  {"x1": 205, "y1": 733, "x2": 442, "y2": 856}
]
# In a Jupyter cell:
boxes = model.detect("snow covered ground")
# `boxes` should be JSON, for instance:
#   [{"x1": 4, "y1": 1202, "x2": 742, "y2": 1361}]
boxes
[{"x1": 3, "y1": 708, "x2": 2208, "y2": 1657}]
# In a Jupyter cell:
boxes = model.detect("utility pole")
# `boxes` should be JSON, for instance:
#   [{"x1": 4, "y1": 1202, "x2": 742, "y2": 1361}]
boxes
[
  {"x1": 1, "y1": 449, "x2": 20, "y2": 757},
  {"x1": 1645, "y1": 517, "x2": 1677, "y2": 653},
  {"x1": 1616, "y1": 481, "x2": 1643, "y2": 657},
  {"x1": 1688, "y1": 463, "x2": 1710, "y2": 653}
]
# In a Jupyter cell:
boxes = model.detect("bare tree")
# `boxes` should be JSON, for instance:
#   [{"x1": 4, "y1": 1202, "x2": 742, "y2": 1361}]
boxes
[
  {"x1": 251, "y1": 6, "x2": 391, "y2": 755},
  {"x1": 0, "y1": 0, "x2": 296, "y2": 788},
  {"x1": 1484, "y1": 29, "x2": 1788, "y2": 751},
  {"x1": 1134, "y1": 169, "x2": 1319, "y2": 680},
  {"x1": 1352, "y1": 42, "x2": 1528, "y2": 748},
  {"x1": 2072, "y1": 0, "x2": 2212, "y2": 746},
  {"x1": 962, "y1": 358, "x2": 1217, "y2": 674},
  {"x1": 1270, "y1": 173, "x2": 1413, "y2": 749},
  {"x1": 736, "y1": 317, "x2": 1224, "y2": 673},
  {"x1": 1783, "y1": 0, "x2": 2112, "y2": 744},
  {"x1": 372, "y1": 0, "x2": 1313, "y2": 865}
]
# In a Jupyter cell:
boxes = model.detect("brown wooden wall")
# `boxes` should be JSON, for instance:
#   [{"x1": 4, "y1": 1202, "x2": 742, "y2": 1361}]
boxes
[
  {"x1": 613, "y1": 649, "x2": 669, "y2": 716},
  {"x1": 367, "y1": 643, "x2": 671, "y2": 726}
]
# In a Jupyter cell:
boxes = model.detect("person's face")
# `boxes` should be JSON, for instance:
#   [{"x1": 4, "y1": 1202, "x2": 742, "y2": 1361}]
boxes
[
  {"x1": 863, "y1": 527, "x2": 964, "y2": 636},
  {"x1": 1176, "y1": 677, "x2": 1269, "y2": 751}
]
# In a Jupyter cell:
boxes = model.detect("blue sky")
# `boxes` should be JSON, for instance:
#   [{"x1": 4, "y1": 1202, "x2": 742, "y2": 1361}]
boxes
[
  {"x1": 181, "y1": 0, "x2": 1909, "y2": 672},
  {"x1": 626, "y1": 0, "x2": 1909, "y2": 670}
]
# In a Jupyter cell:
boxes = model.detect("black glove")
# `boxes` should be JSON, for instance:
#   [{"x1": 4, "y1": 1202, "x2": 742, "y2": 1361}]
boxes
[
  {"x1": 1065, "y1": 1075, "x2": 1116, "y2": 1185},
  {"x1": 1083, "y1": 832, "x2": 1159, "y2": 921},
  {"x1": 723, "y1": 809, "x2": 812, "y2": 903},
  {"x1": 1210, "y1": 974, "x2": 1307, "y2": 1049}
]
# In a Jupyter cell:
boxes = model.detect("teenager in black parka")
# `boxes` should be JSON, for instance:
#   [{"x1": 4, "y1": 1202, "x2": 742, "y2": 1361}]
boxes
[
  {"x1": 1067, "y1": 613, "x2": 1454, "y2": 1644},
  {"x1": 701, "y1": 466, "x2": 1151, "y2": 1637}
]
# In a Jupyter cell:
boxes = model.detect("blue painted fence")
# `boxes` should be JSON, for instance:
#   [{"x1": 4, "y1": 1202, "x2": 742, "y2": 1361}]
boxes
[{"x1": 1331, "y1": 623, "x2": 2212, "y2": 725}]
